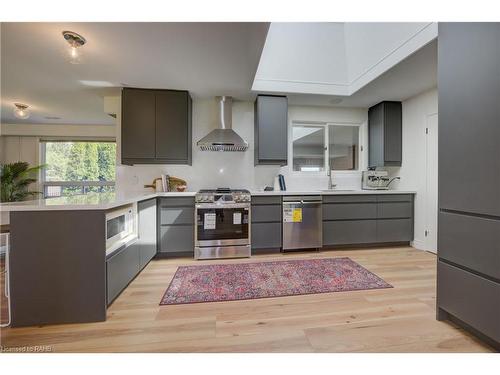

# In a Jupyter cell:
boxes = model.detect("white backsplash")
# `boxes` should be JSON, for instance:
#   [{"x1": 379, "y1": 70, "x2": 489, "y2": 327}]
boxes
[{"x1": 115, "y1": 99, "x2": 365, "y2": 193}]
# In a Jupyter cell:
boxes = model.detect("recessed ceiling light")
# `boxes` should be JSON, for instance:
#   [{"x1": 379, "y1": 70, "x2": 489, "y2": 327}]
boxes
[
  {"x1": 79, "y1": 80, "x2": 116, "y2": 87},
  {"x1": 62, "y1": 30, "x2": 86, "y2": 64},
  {"x1": 13, "y1": 103, "x2": 30, "y2": 119}
]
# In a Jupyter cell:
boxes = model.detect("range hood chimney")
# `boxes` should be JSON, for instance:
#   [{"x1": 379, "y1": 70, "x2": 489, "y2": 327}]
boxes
[{"x1": 197, "y1": 96, "x2": 249, "y2": 152}]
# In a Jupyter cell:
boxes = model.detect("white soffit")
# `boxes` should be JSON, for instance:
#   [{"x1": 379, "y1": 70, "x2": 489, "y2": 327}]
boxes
[{"x1": 252, "y1": 22, "x2": 438, "y2": 96}]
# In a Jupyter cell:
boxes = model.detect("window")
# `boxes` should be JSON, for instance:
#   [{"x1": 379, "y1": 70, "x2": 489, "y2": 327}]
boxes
[
  {"x1": 292, "y1": 125, "x2": 325, "y2": 172},
  {"x1": 328, "y1": 125, "x2": 359, "y2": 170},
  {"x1": 292, "y1": 123, "x2": 360, "y2": 172},
  {"x1": 41, "y1": 141, "x2": 116, "y2": 198}
]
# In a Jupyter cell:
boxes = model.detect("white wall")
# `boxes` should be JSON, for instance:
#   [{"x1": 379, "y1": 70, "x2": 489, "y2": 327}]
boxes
[
  {"x1": 115, "y1": 98, "x2": 367, "y2": 193},
  {"x1": 253, "y1": 23, "x2": 349, "y2": 95},
  {"x1": 388, "y1": 87, "x2": 438, "y2": 250}
]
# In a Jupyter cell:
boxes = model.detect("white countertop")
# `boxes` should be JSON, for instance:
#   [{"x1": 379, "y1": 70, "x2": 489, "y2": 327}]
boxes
[
  {"x1": 250, "y1": 190, "x2": 416, "y2": 196},
  {"x1": 0, "y1": 189, "x2": 415, "y2": 212},
  {"x1": 0, "y1": 191, "x2": 196, "y2": 212}
]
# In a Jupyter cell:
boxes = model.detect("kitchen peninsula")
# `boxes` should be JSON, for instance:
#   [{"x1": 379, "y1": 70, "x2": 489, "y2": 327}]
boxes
[{"x1": 1, "y1": 189, "x2": 415, "y2": 327}]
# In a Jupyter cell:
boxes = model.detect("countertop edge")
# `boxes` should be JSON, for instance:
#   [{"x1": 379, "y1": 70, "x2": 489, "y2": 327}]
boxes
[{"x1": 1, "y1": 190, "x2": 416, "y2": 212}]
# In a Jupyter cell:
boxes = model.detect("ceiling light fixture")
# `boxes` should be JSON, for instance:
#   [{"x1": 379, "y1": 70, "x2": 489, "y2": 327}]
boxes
[
  {"x1": 13, "y1": 103, "x2": 30, "y2": 119},
  {"x1": 62, "y1": 30, "x2": 86, "y2": 64}
]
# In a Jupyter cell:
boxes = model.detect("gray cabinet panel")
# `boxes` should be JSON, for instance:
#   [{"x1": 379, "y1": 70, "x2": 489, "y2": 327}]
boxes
[
  {"x1": 251, "y1": 222, "x2": 282, "y2": 249},
  {"x1": 155, "y1": 90, "x2": 191, "y2": 163},
  {"x1": 121, "y1": 89, "x2": 156, "y2": 160},
  {"x1": 159, "y1": 225, "x2": 194, "y2": 253},
  {"x1": 323, "y1": 203, "x2": 377, "y2": 220},
  {"x1": 252, "y1": 195, "x2": 281, "y2": 205},
  {"x1": 251, "y1": 195, "x2": 282, "y2": 205},
  {"x1": 138, "y1": 199, "x2": 157, "y2": 270},
  {"x1": 439, "y1": 211, "x2": 500, "y2": 280},
  {"x1": 323, "y1": 220, "x2": 377, "y2": 246},
  {"x1": 377, "y1": 202, "x2": 412, "y2": 219},
  {"x1": 384, "y1": 102, "x2": 402, "y2": 163},
  {"x1": 377, "y1": 194, "x2": 412, "y2": 202},
  {"x1": 322, "y1": 195, "x2": 377, "y2": 203},
  {"x1": 377, "y1": 219, "x2": 412, "y2": 242},
  {"x1": 159, "y1": 197, "x2": 195, "y2": 207},
  {"x1": 160, "y1": 207, "x2": 195, "y2": 225},
  {"x1": 438, "y1": 261, "x2": 500, "y2": 343},
  {"x1": 439, "y1": 23, "x2": 500, "y2": 217},
  {"x1": 368, "y1": 101, "x2": 402, "y2": 167},
  {"x1": 251, "y1": 205, "x2": 281, "y2": 223},
  {"x1": 368, "y1": 103, "x2": 384, "y2": 167},
  {"x1": 254, "y1": 95, "x2": 288, "y2": 165},
  {"x1": 10, "y1": 210, "x2": 106, "y2": 327},
  {"x1": 107, "y1": 243, "x2": 140, "y2": 305}
]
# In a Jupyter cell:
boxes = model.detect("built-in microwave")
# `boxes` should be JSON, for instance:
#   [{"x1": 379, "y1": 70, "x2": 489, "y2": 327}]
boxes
[{"x1": 105, "y1": 203, "x2": 137, "y2": 254}]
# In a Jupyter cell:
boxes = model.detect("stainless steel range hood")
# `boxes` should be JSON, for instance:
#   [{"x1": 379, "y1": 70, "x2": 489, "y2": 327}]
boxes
[{"x1": 197, "y1": 96, "x2": 248, "y2": 152}]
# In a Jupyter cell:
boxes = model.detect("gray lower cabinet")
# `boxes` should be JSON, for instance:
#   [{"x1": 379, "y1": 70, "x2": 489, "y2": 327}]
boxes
[
  {"x1": 252, "y1": 222, "x2": 282, "y2": 249},
  {"x1": 106, "y1": 243, "x2": 140, "y2": 305},
  {"x1": 251, "y1": 196, "x2": 282, "y2": 251},
  {"x1": 158, "y1": 197, "x2": 195, "y2": 255},
  {"x1": 322, "y1": 194, "x2": 414, "y2": 246},
  {"x1": 438, "y1": 261, "x2": 500, "y2": 344},
  {"x1": 323, "y1": 220, "x2": 377, "y2": 245},
  {"x1": 377, "y1": 219, "x2": 412, "y2": 242},
  {"x1": 106, "y1": 198, "x2": 158, "y2": 305}
]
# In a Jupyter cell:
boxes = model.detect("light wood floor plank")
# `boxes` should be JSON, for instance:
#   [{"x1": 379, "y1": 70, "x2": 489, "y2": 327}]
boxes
[{"x1": 0, "y1": 246, "x2": 495, "y2": 352}]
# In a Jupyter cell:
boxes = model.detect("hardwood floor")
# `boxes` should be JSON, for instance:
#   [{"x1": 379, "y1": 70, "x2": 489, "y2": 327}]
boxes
[{"x1": 0, "y1": 246, "x2": 494, "y2": 352}]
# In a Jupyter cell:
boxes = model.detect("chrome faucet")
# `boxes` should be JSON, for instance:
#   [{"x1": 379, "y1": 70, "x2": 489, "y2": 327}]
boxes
[{"x1": 326, "y1": 156, "x2": 336, "y2": 190}]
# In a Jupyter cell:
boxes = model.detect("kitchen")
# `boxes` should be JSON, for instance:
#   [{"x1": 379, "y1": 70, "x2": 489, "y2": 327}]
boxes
[{"x1": 0, "y1": 19, "x2": 499, "y2": 362}]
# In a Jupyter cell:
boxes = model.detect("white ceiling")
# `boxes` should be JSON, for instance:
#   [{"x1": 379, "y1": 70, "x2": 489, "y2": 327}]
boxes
[
  {"x1": 1, "y1": 22, "x2": 269, "y2": 125},
  {"x1": 287, "y1": 39, "x2": 437, "y2": 108},
  {"x1": 1, "y1": 22, "x2": 436, "y2": 126}
]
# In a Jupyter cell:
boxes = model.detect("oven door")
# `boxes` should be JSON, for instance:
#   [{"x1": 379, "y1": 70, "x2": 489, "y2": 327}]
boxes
[{"x1": 196, "y1": 204, "x2": 250, "y2": 247}]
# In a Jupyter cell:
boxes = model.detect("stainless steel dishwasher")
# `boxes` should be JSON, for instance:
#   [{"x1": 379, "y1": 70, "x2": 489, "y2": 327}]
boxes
[{"x1": 282, "y1": 195, "x2": 322, "y2": 251}]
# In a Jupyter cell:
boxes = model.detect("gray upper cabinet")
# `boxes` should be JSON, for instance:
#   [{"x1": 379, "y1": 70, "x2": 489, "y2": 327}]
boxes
[
  {"x1": 368, "y1": 101, "x2": 402, "y2": 167},
  {"x1": 254, "y1": 95, "x2": 288, "y2": 165},
  {"x1": 122, "y1": 88, "x2": 192, "y2": 165},
  {"x1": 438, "y1": 23, "x2": 500, "y2": 217},
  {"x1": 122, "y1": 88, "x2": 156, "y2": 160}
]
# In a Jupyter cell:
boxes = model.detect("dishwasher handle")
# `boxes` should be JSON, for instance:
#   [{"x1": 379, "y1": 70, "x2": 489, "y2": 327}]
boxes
[{"x1": 283, "y1": 200, "x2": 322, "y2": 205}]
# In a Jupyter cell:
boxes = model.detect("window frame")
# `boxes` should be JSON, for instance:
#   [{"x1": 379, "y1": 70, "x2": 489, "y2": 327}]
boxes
[
  {"x1": 290, "y1": 121, "x2": 363, "y2": 176},
  {"x1": 40, "y1": 138, "x2": 116, "y2": 198}
]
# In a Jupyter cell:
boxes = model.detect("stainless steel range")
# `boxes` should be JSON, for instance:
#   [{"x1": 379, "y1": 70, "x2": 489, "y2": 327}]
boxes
[{"x1": 195, "y1": 188, "x2": 251, "y2": 260}]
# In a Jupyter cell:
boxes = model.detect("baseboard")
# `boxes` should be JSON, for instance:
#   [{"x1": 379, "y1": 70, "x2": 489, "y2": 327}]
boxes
[
  {"x1": 411, "y1": 239, "x2": 426, "y2": 250},
  {"x1": 440, "y1": 309, "x2": 500, "y2": 352}
]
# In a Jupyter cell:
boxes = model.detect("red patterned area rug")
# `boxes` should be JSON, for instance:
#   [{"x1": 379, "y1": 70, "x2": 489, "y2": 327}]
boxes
[{"x1": 160, "y1": 257, "x2": 392, "y2": 305}]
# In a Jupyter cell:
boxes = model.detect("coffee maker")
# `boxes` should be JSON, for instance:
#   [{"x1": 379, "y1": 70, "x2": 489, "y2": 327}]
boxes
[{"x1": 362, "y1": 169, "x2": 400, "y2": 190}]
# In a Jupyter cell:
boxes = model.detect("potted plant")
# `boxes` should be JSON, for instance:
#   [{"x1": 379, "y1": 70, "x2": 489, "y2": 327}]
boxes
[{"x1": 0, "y1": 162, "x2": 45, "y2": 202}]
